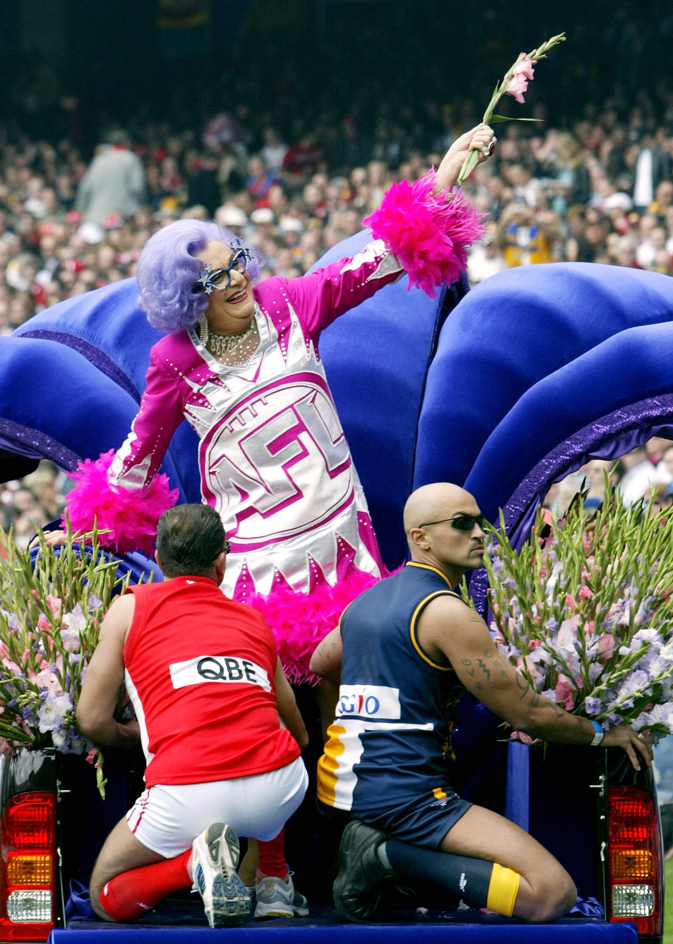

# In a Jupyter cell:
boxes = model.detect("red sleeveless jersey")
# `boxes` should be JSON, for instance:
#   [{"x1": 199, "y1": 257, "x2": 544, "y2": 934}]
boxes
[{"x1": 123, "y1": 576, "x2": 300, "y2": 787}]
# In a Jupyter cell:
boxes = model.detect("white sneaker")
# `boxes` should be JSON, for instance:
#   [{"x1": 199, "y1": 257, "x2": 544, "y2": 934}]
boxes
[
  {"x1": 254, "y1": 872, "x2": 309, "y2": 919},
  {"x1": 191, "y1": 823, "x2": 251, "y2": 927}
]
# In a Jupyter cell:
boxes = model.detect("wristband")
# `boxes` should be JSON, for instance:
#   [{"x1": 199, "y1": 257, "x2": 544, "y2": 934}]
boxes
[{"x1": 590, "y1": 720, "x2": 605, "y2": 747}]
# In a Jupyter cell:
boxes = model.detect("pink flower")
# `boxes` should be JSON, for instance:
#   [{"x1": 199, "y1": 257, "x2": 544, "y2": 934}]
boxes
[
  {"x1": 578, "y1": 586, "x2": 594, "y2": 600},
  {"x1": 506, "y1": 59, "x2": 536, "y2": 104},
  {"x1": 507, "y1": 73, "x2": 529, "y2": 104},
  {"x1": 37, "y1": 616, "x2": 51, "y2": 632},
  {"x1": 597, "y1": 634, "x2": 616, "y2": 662},
  {"x1": 564, "y1": 594, "x2": 578, "y2": 612},
  {"x1": 513, "y1": 57, "x2": 536, "y2": 81},
  {"x1": 555, "y1": 675, "x2": 575, "y2": 710},
  {"x1": 86, "y1": 749, "x2": 97, "y2": 765},
  {"x1": 45, "y1": 596, "x2": 62, "y2": 616}
]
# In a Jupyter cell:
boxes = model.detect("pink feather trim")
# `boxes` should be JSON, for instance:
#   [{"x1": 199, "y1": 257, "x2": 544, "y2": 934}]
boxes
[
  {"x1": 63, "y1": 450, "x2": 179, "y2": 557},
  {"x1": 242, "y1": 568, "x2": 382, "y2": 685},
  {"x1": 363, "y1": 171, "x2": 486, "y2": 298}
]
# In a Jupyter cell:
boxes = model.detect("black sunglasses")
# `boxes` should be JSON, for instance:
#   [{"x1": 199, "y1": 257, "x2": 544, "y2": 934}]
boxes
[
  {"x1": 419, "y1": 514, "x2": 488, "y2": 531},
  {"x1": 215, "y1": 540, "x2": 231, "y2": 560}
]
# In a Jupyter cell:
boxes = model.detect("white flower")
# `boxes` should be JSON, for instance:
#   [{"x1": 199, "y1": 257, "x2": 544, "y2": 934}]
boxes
[
  {"x1": 61, "y1": 603, "x2": 87, "y2": 635},
  {"x1": 37, "y1": 693, "x2": 72, "y2": 733},
  {"x1": 555, "y1": 620, "x2": 578, "y2": 654}
]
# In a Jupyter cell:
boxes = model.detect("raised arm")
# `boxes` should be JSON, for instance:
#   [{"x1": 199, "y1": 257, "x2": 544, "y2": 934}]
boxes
[
  {"x1": 76, "y1": 593, "x2": 140, "y2": 749},
  {"x1": 276, "y1": 124, "x2": 495, "y2": 337},
  {"x1": 418, "y1": 595, "x2": 653, "y2": 772}
]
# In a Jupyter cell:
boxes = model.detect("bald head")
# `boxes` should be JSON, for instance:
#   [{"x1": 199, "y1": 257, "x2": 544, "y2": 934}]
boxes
[
  {"x1": 403, "y1": 483, "x2": 486, "y2": 581},
  {"x1": 403, "y1": 483, "x2": 476, "y2": 538}
]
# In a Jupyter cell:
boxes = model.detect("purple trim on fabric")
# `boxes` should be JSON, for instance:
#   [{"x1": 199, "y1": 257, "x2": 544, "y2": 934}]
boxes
[
  {"x1": 0, "y1": 418, "x2": 81, "y2": 470},
  {"x1": 470, "y1": 395, "x2": 673, "y2": 613},
  {"x1": 21, "y1": 330, "x2": 141, "y2": 402}
]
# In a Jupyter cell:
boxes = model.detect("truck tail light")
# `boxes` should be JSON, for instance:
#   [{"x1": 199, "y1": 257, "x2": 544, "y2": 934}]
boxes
[
  {"x1": 607, "y1": 786, "x2": 663, "y2": 938},
  {"x1": 0, "y1": 793, "x2": 57, "y2": 941}
]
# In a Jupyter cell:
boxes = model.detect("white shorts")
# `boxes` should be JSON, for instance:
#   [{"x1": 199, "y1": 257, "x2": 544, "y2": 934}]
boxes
[{"x1": 126, "y1": 757, "x2": 308, "y2": 858}]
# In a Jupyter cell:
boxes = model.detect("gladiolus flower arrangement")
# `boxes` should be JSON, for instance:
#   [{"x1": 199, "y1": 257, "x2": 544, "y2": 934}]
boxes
[
  {"x1": 457, "y1": 32, "x2": 566, "y2": 185},
  {"x1": 0, "y1": 525, "x2": 138, "y2": 796},
  {"x1": 480, "y1": 485, "x2": 673, "y2": 740}
]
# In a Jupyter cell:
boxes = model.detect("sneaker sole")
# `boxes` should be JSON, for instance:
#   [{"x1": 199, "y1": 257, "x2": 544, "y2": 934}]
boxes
[
  {"x1": 254, "y1": 902, "x2": 310, "y2": 920},
  {"x1": 201, "y1": 824, "x2": 251, "y2": 928}
]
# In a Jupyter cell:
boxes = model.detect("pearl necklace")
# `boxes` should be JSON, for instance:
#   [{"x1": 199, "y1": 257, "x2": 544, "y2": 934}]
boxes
[{"x1": 198, "y1": 314, "x2": 257, "y2": 359}]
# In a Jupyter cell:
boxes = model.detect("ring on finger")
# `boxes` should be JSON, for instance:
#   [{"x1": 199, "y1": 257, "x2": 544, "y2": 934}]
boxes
[
  {"x1": 637, "y1": 733, "x2": 645, "y2": 740},
  {"x1": 480, "y1": 136, "x2": 497, "y2": 157}
]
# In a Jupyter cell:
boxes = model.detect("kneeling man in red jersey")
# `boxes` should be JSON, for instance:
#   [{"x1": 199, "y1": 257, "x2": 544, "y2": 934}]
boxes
[{"x1": 77, "y1": 504, "x2": 308, "y2": 927}]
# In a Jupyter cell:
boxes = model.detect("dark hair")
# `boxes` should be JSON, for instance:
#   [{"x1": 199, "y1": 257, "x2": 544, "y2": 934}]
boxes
[{"x1": 156, "y1": 504, "x2": 225, "y2": 578}]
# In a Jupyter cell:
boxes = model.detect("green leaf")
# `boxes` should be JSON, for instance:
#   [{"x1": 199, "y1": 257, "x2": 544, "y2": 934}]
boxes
[{"x1": 489, "y1": 115, "x2": 543, "y2": 123}]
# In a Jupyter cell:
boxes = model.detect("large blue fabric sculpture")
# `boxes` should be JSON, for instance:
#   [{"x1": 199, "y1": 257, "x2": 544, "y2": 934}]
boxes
[{"x1": 5, "y1": 245, "x2": 673, "y2": 575}]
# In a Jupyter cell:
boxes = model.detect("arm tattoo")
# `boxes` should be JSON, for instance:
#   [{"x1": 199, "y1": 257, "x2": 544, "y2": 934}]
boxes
[
  {"x1": 516, "y1": 672, "x2": 531, "y2": 700},
  {"x1": 477, "y1": 658, "x2": 491, "y2": 680},
  {"x1": 461, "y1": 657, "x2": 475, "y2": 677}
]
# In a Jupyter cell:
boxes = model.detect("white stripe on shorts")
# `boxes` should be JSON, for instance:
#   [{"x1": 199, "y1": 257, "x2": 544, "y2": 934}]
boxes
[{"x1": 126, "y1": 756, "x2": 308, "y2": 858}]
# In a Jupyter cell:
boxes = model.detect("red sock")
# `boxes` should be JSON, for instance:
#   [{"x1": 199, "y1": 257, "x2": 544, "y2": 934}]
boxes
[
  {"x1": 257, "y1": 828, "x2": 287, "y2": 879},
  {"x1": 99, "y1": 849, "x2": 192, "y2": 921}
]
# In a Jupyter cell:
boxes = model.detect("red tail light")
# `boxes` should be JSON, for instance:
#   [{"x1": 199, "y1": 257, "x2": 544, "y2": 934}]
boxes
[
  {"x1": 0, "y1": 793, "x2": 57, "y2": 941},
  {"x1": 607, "y1": 786, "x2": 663, "y2": 938}
]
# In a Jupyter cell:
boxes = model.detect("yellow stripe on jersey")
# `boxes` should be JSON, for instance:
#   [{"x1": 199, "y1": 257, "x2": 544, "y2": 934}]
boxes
[
  {"x1": 486, "y1": 862, "x2": 520, "y2": 917},
  {"x1": 406, "y1": 562, "x2": 454, "y2": 587},
  {"x1": 409, "y1": 591, "x2": 456, "y2": 671},
  {"x1": 316, "y1": 724, "x2": 346, "y2": 807}
]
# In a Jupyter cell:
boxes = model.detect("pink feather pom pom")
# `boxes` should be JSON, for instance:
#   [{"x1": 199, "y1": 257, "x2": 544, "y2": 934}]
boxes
[
  {"x1": 244, "y1": 568, "x2": 381, "y2": 685},
  {"x1": 63, "y1": 450, "x2": 179, "y2": 557},
  {"x1": 363, "y1": 171, "x2": 486, "y2": 298}
]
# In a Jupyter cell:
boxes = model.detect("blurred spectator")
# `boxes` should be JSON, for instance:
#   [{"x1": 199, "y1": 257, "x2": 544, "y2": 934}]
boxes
[{"x1": 76, "y1": 131, "x2": 146, "y2": 224}]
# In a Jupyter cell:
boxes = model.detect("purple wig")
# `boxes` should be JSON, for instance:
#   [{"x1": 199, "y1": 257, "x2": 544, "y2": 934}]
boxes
[{"x1": 136, "y1": 219, "x2": 264, "y2": 333}]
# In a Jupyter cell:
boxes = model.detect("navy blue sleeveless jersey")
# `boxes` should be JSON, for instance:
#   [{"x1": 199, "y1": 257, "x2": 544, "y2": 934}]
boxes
[{"x1": 317, "y1": 562, "x2": 466, "y2": 812}]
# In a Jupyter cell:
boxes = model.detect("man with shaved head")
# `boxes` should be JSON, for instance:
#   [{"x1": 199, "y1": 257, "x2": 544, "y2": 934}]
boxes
[{"x1": 311, "y1": 482, "x2": 652, "y2": 924}]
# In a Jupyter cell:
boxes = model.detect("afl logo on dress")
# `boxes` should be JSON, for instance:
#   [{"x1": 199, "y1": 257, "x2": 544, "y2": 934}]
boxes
[{"x1": 200, "y1": 373, "x2": 353, "y2": 550}]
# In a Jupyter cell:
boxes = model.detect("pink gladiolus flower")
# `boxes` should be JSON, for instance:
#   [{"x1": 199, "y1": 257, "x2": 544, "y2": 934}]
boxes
[
  {"x1": 529, "y1": 639, "x2": 542, "y2": 649},
  {"x1": 86, "y1": 749, "x2": 97, "y2": 764},
  {"x1": 506, "y1": 73, "x2": 529, "y2": 104},
  {"x1": 555, "y1": 675, "x2": 575, "y2": 710},
  {"x1": 46, "y1": 596, "x2": 61, "y2": 616},
  {"x1": 37, "y1": 616, "x2": 51, "y2": 632},
  {"x1": 597, "y1": 634, "x2": 616, "y2": 662},
  {"x1": 564, "y1": 594, "x2": 578, "y2": 612},
  {"x1": 578, "y1": 586, "x2": 594, "y2": 600},
  {"x1": 512, "y1": 57, "x2": 536, "y2": 81},
  {"x1": 506, "y1": 59, "x2": 536, "y2": 105}
]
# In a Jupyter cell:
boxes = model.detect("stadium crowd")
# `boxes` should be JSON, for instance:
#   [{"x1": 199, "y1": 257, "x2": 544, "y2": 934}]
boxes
[{"x1": 3, "y1": 76, "x2": 673, "y2": 529}]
